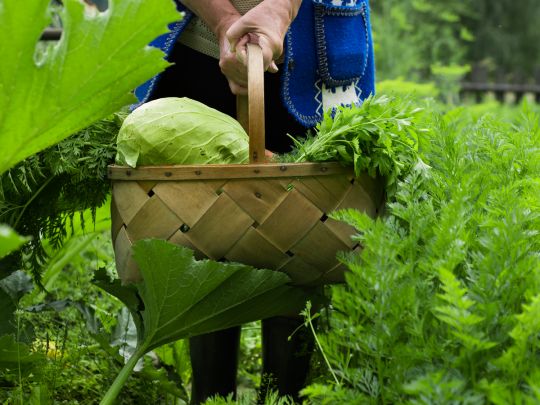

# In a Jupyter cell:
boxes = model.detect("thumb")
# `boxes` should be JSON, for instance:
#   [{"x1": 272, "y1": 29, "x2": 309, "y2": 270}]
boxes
[
  {"x1": 232, "y1": 34, "x2": 251, "y2": 65},
  {"x1": 267, "y1": 61, "x2": 279, "y2": 73},
  {"x1": 226, "y1": 19, "x2": 252, "y2": 52}
]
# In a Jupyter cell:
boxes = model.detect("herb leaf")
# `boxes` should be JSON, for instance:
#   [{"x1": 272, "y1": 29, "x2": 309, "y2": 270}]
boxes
[{"x1": 283, "y1": 95, "x2": 424, "y2": 196}]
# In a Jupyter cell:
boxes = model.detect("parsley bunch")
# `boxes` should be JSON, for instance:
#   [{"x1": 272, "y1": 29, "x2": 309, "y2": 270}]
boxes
[{"x1": 284, "y1": 95, "x2": 425, "y2": 196}]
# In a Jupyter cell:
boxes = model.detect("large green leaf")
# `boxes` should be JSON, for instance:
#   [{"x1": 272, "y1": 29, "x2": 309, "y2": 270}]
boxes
[
  {"x1": 0, "y1": 0, "x2": 181, "y2": 174},
  {"x1": 96, "y1": 239, "x2": 315, "y2": 403},
  {"x1": 98, "y1": 239, "x2": 313, "y2": 353}
]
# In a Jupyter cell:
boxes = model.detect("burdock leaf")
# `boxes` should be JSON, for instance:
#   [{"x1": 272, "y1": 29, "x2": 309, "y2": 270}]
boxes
[
  {"x1": 98, "y1": 240, "x2": 316, "y2": 402},
  {"x1": 133, "y1": 239, "x2": 311, "y2": 352},
  {"x1": 99, "y1": 239, "x2": 313, "y2": 353},
  {"x1": 0, "y1": 0, "x2": 181, "y2": 174}
]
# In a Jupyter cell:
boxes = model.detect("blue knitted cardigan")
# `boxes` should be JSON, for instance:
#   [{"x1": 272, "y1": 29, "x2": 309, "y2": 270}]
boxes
[{"x1": 134, "y1": 0, "x2": 375, "y2": 127}]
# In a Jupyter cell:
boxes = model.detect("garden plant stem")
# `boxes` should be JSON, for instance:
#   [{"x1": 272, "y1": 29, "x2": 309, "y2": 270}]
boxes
[
  {"x1": 305, "y1": 305, "x2": 340, "y2": 386},
  {"x1": 99, "y1": 345, "x2": 147, "y2": 405},
  {"x1": 17, "y1": 308, "x2": 23, "y2": 405}
]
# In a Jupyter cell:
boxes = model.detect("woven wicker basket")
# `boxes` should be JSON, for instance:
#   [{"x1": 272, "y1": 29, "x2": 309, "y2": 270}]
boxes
[{"x1": 109, "y1": 44, "x2": 384, "y2": 286}]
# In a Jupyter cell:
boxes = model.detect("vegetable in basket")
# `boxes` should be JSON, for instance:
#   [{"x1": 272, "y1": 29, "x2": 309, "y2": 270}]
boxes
[{"x1": 115, "y1": 97, "x2": 249, "y2": 167}]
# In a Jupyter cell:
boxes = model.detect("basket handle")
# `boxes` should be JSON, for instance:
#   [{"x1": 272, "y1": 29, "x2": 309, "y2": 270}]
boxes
[{"x1": 236, "y1": 43, "x2": 265, "y2": 164}]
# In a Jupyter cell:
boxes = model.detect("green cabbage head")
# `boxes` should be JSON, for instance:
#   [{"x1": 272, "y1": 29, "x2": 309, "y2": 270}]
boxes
[{"x1": 116, "y1": 97, "x2": 249, "y2": 167}]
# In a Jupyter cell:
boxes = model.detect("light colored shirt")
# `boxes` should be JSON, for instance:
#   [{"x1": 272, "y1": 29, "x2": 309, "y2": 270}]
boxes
[{"x1": 178, "y1": 0, "x2": 263, "y2": 59}]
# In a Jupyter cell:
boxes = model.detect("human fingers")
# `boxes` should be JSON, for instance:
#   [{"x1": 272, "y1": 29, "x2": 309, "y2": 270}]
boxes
[
  {"x1": 255, "y1": 35, "x2": 279, "y2": 72},
  {"x1": 227, "y1": 79, "x2": 248, "y2": 96},
  {"x1": 232, "y1": 32, "x2": 279, "y2": 74},
  {"x1": 219, "y1": 57, "x2": 248, "y2": 89},
  {"x1": 265, "y1": 149, "x2": 275, "y2": 160},
  {"x1": 219, "y1": 42, "x2": 248, "y2": 94},
  {"x1": 267, "y1": 61, "x2": 279, "y2": 73},
  {"x1": 233, "y1": 34, "x2": 251, "y2": 66}
]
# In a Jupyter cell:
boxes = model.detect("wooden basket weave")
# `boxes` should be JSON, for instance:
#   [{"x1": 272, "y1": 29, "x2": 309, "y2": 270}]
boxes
[{"x1": 109, "y1": 44, "x2": 384, "y2": 286}]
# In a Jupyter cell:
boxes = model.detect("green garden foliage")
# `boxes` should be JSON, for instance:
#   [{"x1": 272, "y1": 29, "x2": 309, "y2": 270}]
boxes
[
  {"x1": 464, "y1": 0, "x2": 540, "y2": 80},
  {"x1": 0, "y1": 113, "x2": 124, "y2": 282},
  {"x1": 284, "y1": 95, "x2": 423, "y2": 197},
  {"x1": 96, "y1": 239, "x2": 316, "y2": 403},
  {"x1": 0, "y1": 270, "x2": 33, "y2": 336},
  {"x1": 0, "y1": 1, "x2": 185, "y2": 401},
  {"x1": 0, "y1": 0, "x2": 180, "y2": 174},
  {"x1": 0, "y1": 335, "x2": 45, "y2": 377},
  {"x1": 1, "y1": 97, "x2": 539, "y2": 403},
  {"x1": 376, "y1": 79, "x2": 439, "y2": 99},
  {"x1": 97, "y1": 240, "x2": 313, "y2": 353},
  {"x1": 1, "y1": 4, "x2": 538, "y2": 401},
  {"x1": 370, "y1": 0, "x2": 540, "y2": 82},
  {"x1": 302, "y1": 102, "x2": 540, "y2": 403},
  {"x1": 370, "y1": 0, "x2": 475, "y2": 80},
  {"x1": 0, "y1": 226, "x2": 29, "y2": 260}
]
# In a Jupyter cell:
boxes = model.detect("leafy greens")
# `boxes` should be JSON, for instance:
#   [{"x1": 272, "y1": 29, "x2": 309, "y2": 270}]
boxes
[
  {"x1": 301, "y1": 102, "x2": 540, "y2": 403},
  {"x1": 282, "y1": 95, "x2": 424, "y2": 196}
]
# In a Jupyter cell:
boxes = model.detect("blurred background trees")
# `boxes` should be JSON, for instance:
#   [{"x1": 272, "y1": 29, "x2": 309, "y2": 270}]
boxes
[{"x1": 370, "y1": 0, "x2": 540, "y2": 83}]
